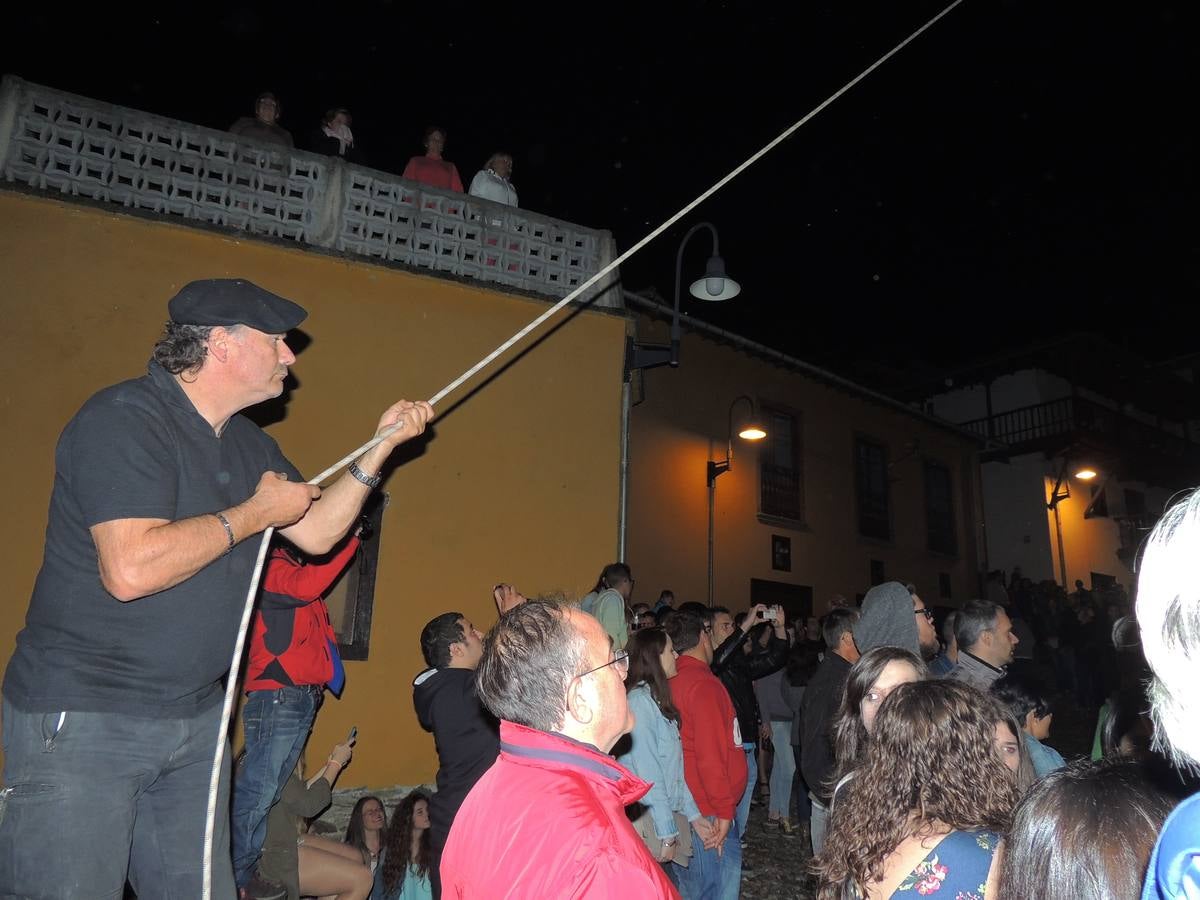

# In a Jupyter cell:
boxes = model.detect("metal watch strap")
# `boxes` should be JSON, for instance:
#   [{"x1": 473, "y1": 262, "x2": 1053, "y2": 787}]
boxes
[
  {"x1": 213, "y1": 512, "x2": 235, "y2": 553},
  {"x1": 348, "y1": 461, "x2": 382, "y2": 489}
]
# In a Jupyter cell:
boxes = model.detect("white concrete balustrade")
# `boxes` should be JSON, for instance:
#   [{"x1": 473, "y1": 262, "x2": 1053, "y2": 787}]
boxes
[{"x1": 0, "y1": 76, "x2": 619, "y2": 305}]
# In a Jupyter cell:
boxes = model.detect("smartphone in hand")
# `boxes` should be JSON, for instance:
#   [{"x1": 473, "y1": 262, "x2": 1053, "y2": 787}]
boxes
[{"x1": 347, "y1": 726, "x2": 358, "y2": 744}]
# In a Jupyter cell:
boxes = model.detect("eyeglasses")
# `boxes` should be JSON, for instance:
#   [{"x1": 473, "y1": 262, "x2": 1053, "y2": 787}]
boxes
[
  {"x1": 914, "y1": 608, "x2": 934, "y2": 623},
  {"x1": 577, "y1": 649, "x2": 630, "y2": 680}
]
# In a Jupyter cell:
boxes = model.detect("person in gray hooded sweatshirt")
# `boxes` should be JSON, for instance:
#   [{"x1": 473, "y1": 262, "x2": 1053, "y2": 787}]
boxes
[{"x1": 853, "y1": 581, "x2": 940, "y2": 660}]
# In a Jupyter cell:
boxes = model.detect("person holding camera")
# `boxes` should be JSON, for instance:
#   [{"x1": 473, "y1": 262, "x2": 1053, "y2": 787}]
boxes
[
  {"x1": 710, "y1": 603, "x2": 790, "y2": 844},
  {"x1": 256, "y1": 735, "x2": 368, "y2": 900}
]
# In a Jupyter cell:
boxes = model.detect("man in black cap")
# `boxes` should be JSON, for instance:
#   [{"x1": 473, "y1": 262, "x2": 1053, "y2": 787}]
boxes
[{"x1": 0, "y1": 279, "x2": 432, "y2": 900}]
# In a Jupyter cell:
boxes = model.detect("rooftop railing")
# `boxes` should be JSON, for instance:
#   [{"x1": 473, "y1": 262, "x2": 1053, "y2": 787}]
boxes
[
  {"x1": 0, "y1": 75, "x2": 619, "y2": 305},
  {"x1": 961, "y1": 395, "x2": 1195, "y2": 460}
]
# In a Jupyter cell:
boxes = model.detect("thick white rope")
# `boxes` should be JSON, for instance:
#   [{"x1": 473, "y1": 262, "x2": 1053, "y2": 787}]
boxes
[{"x1": 202, "y1": 0, "x2": 964, "y2": 892}]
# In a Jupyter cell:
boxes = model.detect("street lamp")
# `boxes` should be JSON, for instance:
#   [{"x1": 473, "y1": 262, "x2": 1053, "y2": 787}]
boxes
[
  {"x1": 1047, "y1": 458, "x2": 1102, "y2": 591},
  {"x1": 707, "y1": 395, "x2": 767, "y2": 605},
  {"x1": 624, "y1": 221, "x2": 741, "y2": 373}
]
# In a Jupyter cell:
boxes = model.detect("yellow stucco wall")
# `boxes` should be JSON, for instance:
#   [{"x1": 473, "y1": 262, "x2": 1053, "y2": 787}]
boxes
[
  {"x1": 0, "y1": 190, "x2": 626, "y2": 787},
  {"x1": 1045, "y1": 476, "x2": 1136, "y2": 590},
  {"x1": 627, "y1": 315, "x2": 983, "y2": 614}
]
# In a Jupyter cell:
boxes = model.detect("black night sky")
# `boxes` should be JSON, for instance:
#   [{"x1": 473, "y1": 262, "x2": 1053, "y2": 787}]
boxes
[{"x1": 6, "y1": 1, "x2": 1195, "y2": 386}]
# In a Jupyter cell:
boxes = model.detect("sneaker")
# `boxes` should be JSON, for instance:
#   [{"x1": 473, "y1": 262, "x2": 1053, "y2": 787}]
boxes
[
  {"x1": 779, "y1": 817, "x2": 798, "y2": 837},
  {"x1": 240, "y1": 872, "x2": 287, "y2": 900},
  {"x1": 762, "y1": 817, "x2": 780, "y2": 833}
]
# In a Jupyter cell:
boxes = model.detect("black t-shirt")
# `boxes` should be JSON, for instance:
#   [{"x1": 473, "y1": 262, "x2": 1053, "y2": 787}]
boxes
[{"x1": 2, "y1": 362, "x2": 301, "y2": 716}]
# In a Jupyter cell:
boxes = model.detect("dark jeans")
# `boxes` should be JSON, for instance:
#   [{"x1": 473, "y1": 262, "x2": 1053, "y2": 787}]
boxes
[
  {"x1": 790, "y1": 745, "x2": 812, "y2": 822},
  {"x1": 0, "y1": 696, "x2": 233, "y2": 899},
  {"x1": 231, "y1": 685, "x2": 321, "y2": 887}
]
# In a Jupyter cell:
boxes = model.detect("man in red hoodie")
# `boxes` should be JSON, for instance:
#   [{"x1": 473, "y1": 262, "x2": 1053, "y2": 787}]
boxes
[
  {"x1": 665, "y1": 608, "x2": 747, "y2": 900},
  {"x1": 440, "y1": 598, "x2": 678, "y2": 899}
]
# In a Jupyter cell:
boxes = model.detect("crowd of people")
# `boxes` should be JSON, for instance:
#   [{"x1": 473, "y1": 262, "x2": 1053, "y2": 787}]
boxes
[
  {"x1": 228, "y1": 91, "x2": 519, "y2": 208},
  {"x1": 400, "y1": 558, "x2": 1200, "y2": 898},
  {"x1": 1, "y1": 275, "x2": 1198, "y2": 899}
]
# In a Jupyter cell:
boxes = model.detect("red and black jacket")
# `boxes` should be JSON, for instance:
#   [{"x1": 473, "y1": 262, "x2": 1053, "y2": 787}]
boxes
[{"x1": 244, "y1": 537, "x2": 359, "y2": 693}]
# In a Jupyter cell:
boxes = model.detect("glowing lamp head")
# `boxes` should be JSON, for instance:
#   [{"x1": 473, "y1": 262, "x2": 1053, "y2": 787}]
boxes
[
  {"x1": 1075, "y1": 468, "x2": 1098, "y2": 481},
  {"x1": 738, "y1": 425, "x2": 767, "y2": 441}
]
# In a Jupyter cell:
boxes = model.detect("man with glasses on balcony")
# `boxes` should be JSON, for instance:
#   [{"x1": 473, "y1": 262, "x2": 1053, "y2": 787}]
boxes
[
  {"x1": 229, "y1": 91, "x2": 295, "y2": 148},
  {"x1": 440, "y1": 598, "x2": 677, "y2": 898}
]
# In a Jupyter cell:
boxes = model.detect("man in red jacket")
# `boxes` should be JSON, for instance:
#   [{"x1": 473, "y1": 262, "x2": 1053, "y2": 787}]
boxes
[
  {"x1": 440, "y1": 599, "x2": 679, "y2": 899},
  {"x1": 665, "y1": 608, "x2": 747, "y2": 900}
]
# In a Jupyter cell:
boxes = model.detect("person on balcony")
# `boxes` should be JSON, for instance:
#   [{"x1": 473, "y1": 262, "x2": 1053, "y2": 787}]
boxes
[
  {"x1": 402, "y1": 126, "x2": 464, "y2": 193},
  {"x1": 230, "y1": 92, "x2": 295, "y2": 148},
  {"x1": 310, "y1": 107, "x2": 366, "y2": 165},
  {"x1": 468, "y1": 153, "x2": 518, "y2": 208}
]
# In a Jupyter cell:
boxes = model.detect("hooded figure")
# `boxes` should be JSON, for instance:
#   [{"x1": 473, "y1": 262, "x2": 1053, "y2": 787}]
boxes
[
  {"x1": 854, "y1": 582, "x2": 921, "y2": 656},
  {"x1": 412, "y1": 667, "x2": 500, "y2": 860}
]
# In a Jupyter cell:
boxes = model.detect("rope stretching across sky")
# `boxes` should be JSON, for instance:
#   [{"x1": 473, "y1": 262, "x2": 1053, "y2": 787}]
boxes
[{"x1": 202, "y1": 0, "x2": 966, "y2": 893}]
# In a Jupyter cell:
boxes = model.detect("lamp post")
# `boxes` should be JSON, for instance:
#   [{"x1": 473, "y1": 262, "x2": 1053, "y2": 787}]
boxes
[
  {"x1": 624, "y1": 221, "x2": 740, "y2": 373},
  {"x1": 620, "y1": 222, "x2": 741, "y2": 562},
  {"x1": 1046, "y1": 458, "x2": 1101, "y2": 591},
  {"x1": 707, "y1": 395, "x2": 767, "y2": 606}
]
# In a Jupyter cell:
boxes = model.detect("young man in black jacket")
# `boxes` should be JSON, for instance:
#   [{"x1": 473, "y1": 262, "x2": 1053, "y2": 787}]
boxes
[
  {"x1": 414, "y1": 591, "x2": 518, "y2": 899},
  {"x1": 799, "y1": 607, "x2": 860, "y2": 856},
  {"x1": 710, "y1": 603, "x2": 791, "y2": 844}
]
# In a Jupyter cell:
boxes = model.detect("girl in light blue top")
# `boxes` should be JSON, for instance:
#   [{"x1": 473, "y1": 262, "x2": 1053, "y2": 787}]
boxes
[
  {"x1": 372, "y1": 790, "x2": 433, "y2": 900},
  {"x1": 617, "y1": 627, "x2": 717, "y2": 887}
]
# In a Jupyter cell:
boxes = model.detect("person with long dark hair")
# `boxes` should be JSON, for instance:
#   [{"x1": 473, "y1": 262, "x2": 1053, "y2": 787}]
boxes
[
  {"x1": 345, "y1": 796, "x2": 387, "y2": 873},
  {"x1": 375, "y1": 791, "x2": 433, "y2": 900},
  {"x1": 617, "y1": 627, "x2": 716, "y2": 893},
  {"x1": 828, "y1": 647, "x2": 927, "y2": 800},
  {"x1": 1000, "y1": 757, "x2": 1174, "y2": 899},
  {"x1": 993, "y1": 710, "x2": 1037, "y2": 795},
  {"x1": 814, "y1": 680, "x2": 1019, "y2": 899}
]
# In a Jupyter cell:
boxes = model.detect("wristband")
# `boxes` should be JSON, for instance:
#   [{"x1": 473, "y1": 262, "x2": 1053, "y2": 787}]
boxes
[
  {"x1": 348, "y1": 461, "x2": 382, "y2": 489},
  {"x1": 213, "y1": 512, "x2": 235, "y2": 553}
]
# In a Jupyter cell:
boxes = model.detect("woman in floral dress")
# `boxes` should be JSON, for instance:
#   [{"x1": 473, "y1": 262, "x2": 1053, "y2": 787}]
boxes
[{"x1": 813, "y1": 680, "x2": 1019, "y2": 899}]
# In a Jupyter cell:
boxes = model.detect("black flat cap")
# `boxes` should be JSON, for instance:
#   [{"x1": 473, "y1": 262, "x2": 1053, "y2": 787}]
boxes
[{"x1": 167, "y1": 279, "x2": 307, "y2": 332}]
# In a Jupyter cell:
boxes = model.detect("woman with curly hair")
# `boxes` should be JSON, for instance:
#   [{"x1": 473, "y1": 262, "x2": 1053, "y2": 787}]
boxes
[
  {"x1": 827, "y1": 647, "x2": 928, "y2": 803},
  {"x1": 374, "y1": 791, "x2": 433, "y2": 900},
  {"x1": 814, "y1": 680, "x2": 1019, "y2": 899}
]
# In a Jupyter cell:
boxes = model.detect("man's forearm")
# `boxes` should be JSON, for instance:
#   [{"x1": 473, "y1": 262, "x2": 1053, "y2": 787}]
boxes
[
  {"x1": 280, "y1": 466, "x2": 375, "y2": 555},
  {"x1": 94, "y1": 496, "x2": 274, "y2": 602}
]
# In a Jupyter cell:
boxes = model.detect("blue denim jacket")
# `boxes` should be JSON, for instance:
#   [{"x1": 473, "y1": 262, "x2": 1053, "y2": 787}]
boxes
[
  {"x1": 1021, "y1": 731, "x2": 1067, "y2": 778},
  {"x1": 617, "y1": 684, "x2": 703, "y2": 838}
]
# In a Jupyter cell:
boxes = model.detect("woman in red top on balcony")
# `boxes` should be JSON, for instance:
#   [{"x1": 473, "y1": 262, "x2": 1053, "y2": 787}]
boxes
[{"x1": 402, "y1": 125, "x2": 464, "y2": 193}]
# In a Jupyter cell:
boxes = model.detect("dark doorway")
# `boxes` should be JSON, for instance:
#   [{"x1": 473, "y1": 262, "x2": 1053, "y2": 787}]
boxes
[{"x1": 750, "y1": 578, "x2": 813, "y2": 625}]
